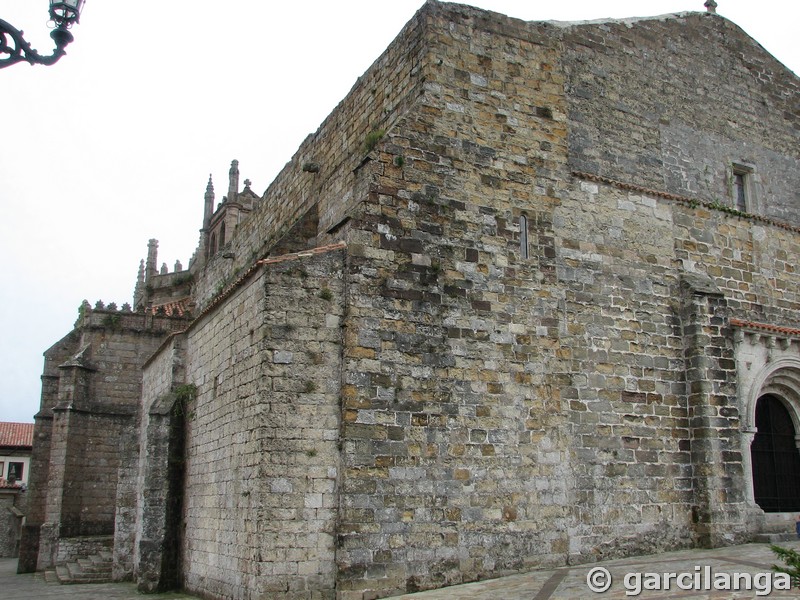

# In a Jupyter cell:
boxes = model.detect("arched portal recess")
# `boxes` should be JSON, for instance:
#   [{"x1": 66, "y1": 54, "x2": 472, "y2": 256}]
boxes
[{"x1": 751, "y1": 394, "x2": 800, "y2": 512}]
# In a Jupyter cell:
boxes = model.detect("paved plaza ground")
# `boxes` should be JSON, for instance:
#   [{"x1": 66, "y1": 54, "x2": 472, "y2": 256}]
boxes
[
  {"x1": 391, "y1": 540, "x2": 800, "y2": 599},
  {"x1": 3, "y1": 540, "x2": 799, "y2": 599}
]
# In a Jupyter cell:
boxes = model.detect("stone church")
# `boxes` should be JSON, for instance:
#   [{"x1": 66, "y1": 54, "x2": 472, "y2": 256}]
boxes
[{"x1": 18, "y1": 2, "x2": 800, "y2": 598}]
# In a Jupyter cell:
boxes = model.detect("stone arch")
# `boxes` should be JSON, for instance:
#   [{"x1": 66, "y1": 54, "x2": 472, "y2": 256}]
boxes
[
  {"x1": 742, "y1": 359, "x2": 800, "y2": 512},
  {"x1": 742, "y1": 359, "x2": 800, "y2": 434}
]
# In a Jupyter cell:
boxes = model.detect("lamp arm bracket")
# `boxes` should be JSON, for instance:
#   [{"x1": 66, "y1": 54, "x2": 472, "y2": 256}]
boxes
[{"x1": 0, "y1": 18, "x2": 69, "y2": 68}]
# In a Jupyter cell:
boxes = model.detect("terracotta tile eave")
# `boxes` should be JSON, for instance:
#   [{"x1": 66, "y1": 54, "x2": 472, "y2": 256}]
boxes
[
  {"x1": 730, "y1": 318, "x2": 800, "y2": 338},
  {"x1": 198, "y1": 241, "x2": 346, "y2": 323},
  {"x1": 143, "y1": 242, "x2": 347, "y2": 370}
]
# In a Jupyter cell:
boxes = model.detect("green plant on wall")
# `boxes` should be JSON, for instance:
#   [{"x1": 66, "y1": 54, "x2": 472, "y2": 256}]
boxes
[
  {"x1": 362, "y1": 128, "x2": 386, "y2": 154},
  {"x1": 173, "y1": 384, "x2": 197, "y2": 417},
  {"x1": 103, "y1": 313, "x2": 122, "y2": 330}
]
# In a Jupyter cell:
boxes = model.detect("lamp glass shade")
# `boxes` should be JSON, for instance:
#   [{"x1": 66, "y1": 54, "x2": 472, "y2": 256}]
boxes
[{"x1": 49, "y1": 0, "x2": 86, "y2": 26}]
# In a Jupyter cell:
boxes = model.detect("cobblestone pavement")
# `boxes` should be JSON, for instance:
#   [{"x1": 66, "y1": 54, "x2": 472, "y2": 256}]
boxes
[
  {"x1": 4, "y1": 541, "x2": 799, "y2": 599},
  {"x1": 390, "y1": 541, "x2": 800, "y2": 600}
]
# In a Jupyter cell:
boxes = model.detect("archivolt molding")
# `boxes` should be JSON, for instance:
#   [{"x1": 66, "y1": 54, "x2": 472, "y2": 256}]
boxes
[{"x1": 733, "y1": 320, "x2": 800, "y2": 434}]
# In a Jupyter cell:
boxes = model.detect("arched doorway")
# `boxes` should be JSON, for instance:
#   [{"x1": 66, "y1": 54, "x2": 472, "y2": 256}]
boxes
[{"x1": 751, "y1": 394, "x2": 800, "y2": 512}]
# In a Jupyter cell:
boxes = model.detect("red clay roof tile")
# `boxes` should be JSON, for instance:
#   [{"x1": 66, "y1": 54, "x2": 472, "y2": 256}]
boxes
[
  {"x1": 0, "y1": 422, "x2": 33, "y2": 447},
  {"x1": 730, "y1": 318, "x2": 800, "y2": 337}
]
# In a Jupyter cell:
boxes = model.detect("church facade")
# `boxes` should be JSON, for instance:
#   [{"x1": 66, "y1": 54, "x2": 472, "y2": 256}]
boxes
[{"x1": 20, "y1": 2, "x2": 800, "y2": 599}]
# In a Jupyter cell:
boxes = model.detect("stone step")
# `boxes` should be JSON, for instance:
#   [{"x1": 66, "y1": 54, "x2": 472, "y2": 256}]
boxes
[
  {"x1": 77, "y1": 557, "x2": 112, "y2": 573},
  {"x1": 51, "y1": 550, "x2": 114, "y2": 585},
  {"x1": 43, "y1": 569, "x2": 60, "y2": 585},
  {"x1": 753, "y1": 532, "x2": 796, "y2": 543},
  {"x1": 97, "y1": 550, "x2": 113, "y2": 562}
]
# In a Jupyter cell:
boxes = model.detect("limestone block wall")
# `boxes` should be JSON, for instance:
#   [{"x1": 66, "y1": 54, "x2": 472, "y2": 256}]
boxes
[
  {"x1": 331, "y1": 5, "x2": 800, "y2": 598},
  {"x1": 56, "y1": 412, "x2": 131, "y2": 537},
  {"x1": 554, "y1": 179, "x2": 695, "y2": 558},
  {"x1": 337, "y1": 6, "x2": 573, "y2": 597},
  {"x1": 553, "y1": 173, "x2": 800, "y2": 553},
  {"x1": 18, "y1": 331, "x2": 77, "y2": 573},
  {"x1": 130, "y1": 334, "x2": 188, "y2": 588},
  {"x1": 560, "y1": 13, "x2": 800, "y2": 224},
  {"x1": 21, "y1": 307, "x2": 187, "y2": 573},
  {"x1": 50, "y1": 311, "x2": 185, "y2": 542},
  {"x1": 192, "y1": 2, "x2": 431, "y2": 308},
  {"x1": 181, "y1": 247, "x2": 345, "y2": 600}
]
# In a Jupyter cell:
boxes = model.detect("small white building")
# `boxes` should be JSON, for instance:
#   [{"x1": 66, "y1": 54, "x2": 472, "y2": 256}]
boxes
[{"x1": 0, "y1": 421, "x2": 33, "y2": 558}]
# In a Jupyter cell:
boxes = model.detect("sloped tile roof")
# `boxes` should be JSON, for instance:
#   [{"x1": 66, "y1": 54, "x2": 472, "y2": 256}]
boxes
[
  {"x1": 0, "y1": 422, "x2": 33, "y2": 448},
  {"x1": 150, "y1": 297, "x2": 191, "y2": 317}
]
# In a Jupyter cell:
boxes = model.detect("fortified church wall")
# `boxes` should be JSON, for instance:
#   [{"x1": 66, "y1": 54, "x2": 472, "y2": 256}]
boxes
[{"x1": 20, "y1": 2, "x2": 800, "y2": 600}]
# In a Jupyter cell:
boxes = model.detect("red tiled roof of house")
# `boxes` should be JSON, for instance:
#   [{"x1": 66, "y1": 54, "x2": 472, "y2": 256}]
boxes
[{"x1": 0, "y1": 422, "x2": 34, "y2": 448}]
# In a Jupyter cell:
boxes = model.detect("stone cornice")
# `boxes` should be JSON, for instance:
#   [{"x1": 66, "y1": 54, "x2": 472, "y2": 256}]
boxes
[{"x1": 572, "y1": 171, "x2": 800, "y2": 235}]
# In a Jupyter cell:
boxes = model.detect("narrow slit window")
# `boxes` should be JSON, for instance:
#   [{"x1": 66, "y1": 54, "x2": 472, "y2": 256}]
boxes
[
  {"x1": 519, "y1": 215, "x2": 529, "y2": 259},
  {"x1": 733, "y1": 172, "x2": 747, "y2": 212},
  {"x1": 732, "y1": 164, "x2": 754, "y2": 213}
]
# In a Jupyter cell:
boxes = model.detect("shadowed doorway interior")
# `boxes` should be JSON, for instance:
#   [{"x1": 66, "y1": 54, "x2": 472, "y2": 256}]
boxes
[{"x1": 751, "y1": 394, "x2": 800, "y2": 512}]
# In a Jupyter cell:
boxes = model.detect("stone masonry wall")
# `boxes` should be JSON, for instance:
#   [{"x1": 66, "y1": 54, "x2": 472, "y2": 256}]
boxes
[
  {"x1": 19, "y1": 2, "x2": 791, "y2": 596},
  {"x1": 560, "y1": 13, "x2": 800, "y2": 223},
  {"x1": 53, "y1": 311, "x2": 185, "y2": 541},
  {"x1": 23, "y1": 307, "x2": 187, "y2": 572},
  {"x1": 0, "y1": 491, "x2": 23, "y2": 557},
  {"x1": 134, "y1": 334, "x2": 187, "y2": 590},
  {"x1": 181, "y1": 247, "x2": 345, "y2": 600},
  {"x1": 18, "y1": 331, "x2": 77, "y2": 573},
  {"x1": 332, "y1": 5, "x2": 800, "y2": 598},
  {"x1": 193, "y1": 3, "x2": 430, "y2": 309},
  {"x1": 337, "y1": 5, "x2": 573, "y2": 597}
]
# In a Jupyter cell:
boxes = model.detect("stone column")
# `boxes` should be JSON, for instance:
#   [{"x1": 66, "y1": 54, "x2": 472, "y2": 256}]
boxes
[
  {"x1": 37, "y1": 347, "x2": 96, "y2": 569},
  {"x1": 135, "y1": 337, "x2": 187, "y2": 593},
  {"x1": 681, "y1": 274, "x2": 749, "y2": 546}
]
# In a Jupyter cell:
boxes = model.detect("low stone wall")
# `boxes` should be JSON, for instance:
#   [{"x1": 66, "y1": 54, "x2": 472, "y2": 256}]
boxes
[{"x1": 55, "y1": 535, "x2": 113, "y2": 564}]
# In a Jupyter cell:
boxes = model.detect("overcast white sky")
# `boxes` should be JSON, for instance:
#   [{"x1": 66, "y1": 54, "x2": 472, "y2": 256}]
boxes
[{"x1": 1, "y1": 1, "x2": 797, "y2": 423}]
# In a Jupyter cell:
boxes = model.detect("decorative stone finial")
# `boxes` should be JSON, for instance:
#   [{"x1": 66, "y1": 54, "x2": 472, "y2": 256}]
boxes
[
  {"x1": 244, "y1": 179, "x2": 252, "y2": 189},
  {"x1": 203, "y1": 174, "x2": 215, "y2": 231},
  {"x1": 704, "y1": 0, "x2": 717, "y2": 13},
  {"x1": 228, "y1": 159, "x2": 240, "y2": 201},
  {"x1": 205, "y1": 174, "x2": 214, "y2": 201},
  {"x1": 145, "y1": 239, "x2": 159, "y2": 284}
]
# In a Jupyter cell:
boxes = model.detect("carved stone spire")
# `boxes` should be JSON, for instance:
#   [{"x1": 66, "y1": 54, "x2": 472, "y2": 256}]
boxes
[
  {"x1": 203, "y1": 174, "x2": 215, "y2": 230},
  {"x1": 228, "y1": 159, "x2": 240, "y2": 203},
  {"x1": 133, "y1": 259, "x2": 145, "y2": 309},
  {"x1": 704, "y1": 0, "x2": 717, "y2": 13},
  {"x1": 145, "y1": 239, "x2": 159, "y2": 284}
]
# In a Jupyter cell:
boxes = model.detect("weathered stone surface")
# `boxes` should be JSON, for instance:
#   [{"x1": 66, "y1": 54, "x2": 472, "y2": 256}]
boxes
[{"x1": 23, "y1": 2, "x2": 800, "y2": 600}]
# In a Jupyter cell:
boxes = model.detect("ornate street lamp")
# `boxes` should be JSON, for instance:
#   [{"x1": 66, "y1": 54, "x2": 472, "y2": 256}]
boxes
[{"x1": 0, "y1": 1, "x2": 85, "y2": 69}]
